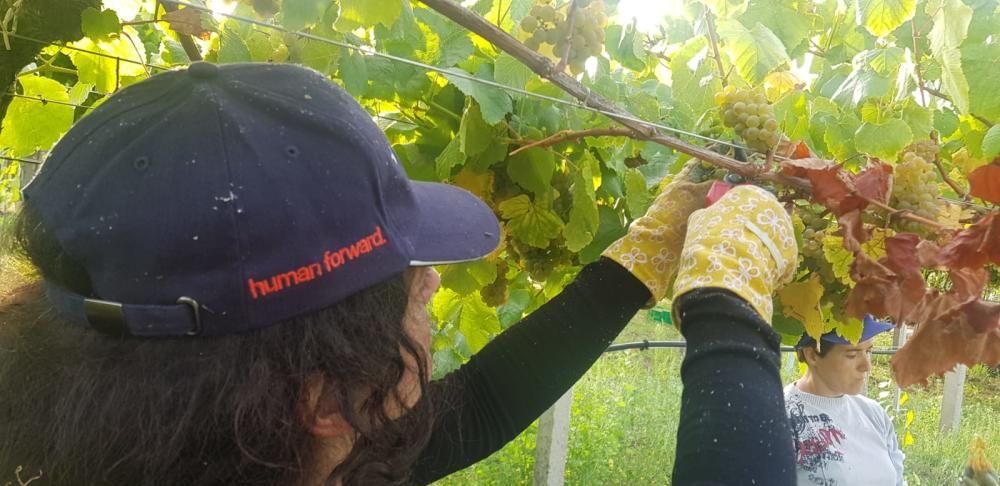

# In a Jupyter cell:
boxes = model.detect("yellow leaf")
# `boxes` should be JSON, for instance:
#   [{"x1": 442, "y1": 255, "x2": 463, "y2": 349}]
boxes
[
  {"x1": 777, "y1": 274, "x2": 825, "y2": 342},
  {"x1": 764, "y1": 71, "x2": 802, "y2": 102},
  {"x1": 822, "y1": 234, "x2": 854, "y2": 286},
  {"x1": 906, "y1": 409, "x2": 915, "y2": 427},
  {"x1": 953, "y1": 147, "x2": 987, "y2": 173},
  {"x1": 904, "y1": 431, "x2": 914, "y2": 446},
  {"x1": 899, "y1": 392, "x2": 909, "y2": 407},
  {"x1": 833, "y1": 316, "x2": 864, "y2": 344},
  {"x1": 452, "y1": 168, "x2": 494, "y2": 203}
]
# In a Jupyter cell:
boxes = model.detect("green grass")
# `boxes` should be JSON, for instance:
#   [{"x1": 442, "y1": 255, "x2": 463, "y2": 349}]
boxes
[{"x1": 432, "y1": 313, "x2": 1000, "y2": 485}]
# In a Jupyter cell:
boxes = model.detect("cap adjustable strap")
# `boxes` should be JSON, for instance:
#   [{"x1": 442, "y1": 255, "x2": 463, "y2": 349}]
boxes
[{"x1": 45, "y1": 282, "x2": 202, "y2": 337}]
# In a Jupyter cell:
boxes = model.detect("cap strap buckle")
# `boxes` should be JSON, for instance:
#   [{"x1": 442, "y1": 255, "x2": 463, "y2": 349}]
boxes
[{"x1": 176, "y1": 297, "x2": 202, "y2": 336}]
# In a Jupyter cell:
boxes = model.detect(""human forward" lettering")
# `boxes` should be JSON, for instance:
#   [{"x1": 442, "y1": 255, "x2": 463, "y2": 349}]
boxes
[{"x1": 247, "y1": 226, "x2": 388, "y2": 300}]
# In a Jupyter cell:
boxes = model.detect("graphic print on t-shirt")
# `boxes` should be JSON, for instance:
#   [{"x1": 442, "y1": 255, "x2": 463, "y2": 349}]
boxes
[{"x1": 788, "y1": 399, "x2": 846, "y2": 485}]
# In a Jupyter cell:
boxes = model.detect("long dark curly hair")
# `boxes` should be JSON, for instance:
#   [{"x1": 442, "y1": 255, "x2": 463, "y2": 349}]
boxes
[{"x1": 0, "y1": 205, "x2": 434, "y2": 485}]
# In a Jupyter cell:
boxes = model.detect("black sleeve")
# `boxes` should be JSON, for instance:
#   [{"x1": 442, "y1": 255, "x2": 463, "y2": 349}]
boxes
[
  {"x1": 406, "y1": 258, "x2": 650, "y2": 484},
  {"x1": 670, "y1": 288, "x2": 796, "y2": 485}
]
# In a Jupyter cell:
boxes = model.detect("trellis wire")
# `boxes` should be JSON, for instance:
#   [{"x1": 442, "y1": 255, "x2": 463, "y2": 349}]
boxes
[
  {"x1": 3, "y1": 92, "x2": 95, "y2": 110},
  {"x1": 6, "y1": 32, "x2": 171, "y2": 73}
]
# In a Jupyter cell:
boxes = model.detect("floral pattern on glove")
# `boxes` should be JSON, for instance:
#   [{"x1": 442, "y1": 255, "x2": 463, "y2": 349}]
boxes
[
  {"x1": 672, "y1": 185, "x2": 797, "y2": 322},
  {"x1": 603, "y1": 176, "x2": 714, "y2": 306}
]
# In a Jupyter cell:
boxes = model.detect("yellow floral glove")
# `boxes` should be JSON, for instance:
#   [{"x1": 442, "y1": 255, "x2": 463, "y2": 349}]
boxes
[
  {"x1": 672, "y1": 185, "x2": 797, "y2": 322},
  {"x1": 603, "y1": 166, "x2": 713, "y2": 307}
]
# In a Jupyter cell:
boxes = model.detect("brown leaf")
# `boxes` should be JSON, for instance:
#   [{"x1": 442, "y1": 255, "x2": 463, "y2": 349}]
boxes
[
  {"x1": 892, "y1": 303, "x2": 1000, "y2": 387},
  {"x1": 852, "y1": 160, "x2": 893, "y2": 204},
  {"x1": 968, "y1": 163, "x2": 1000, "y2": 205},
  {"x1": 940, "y1": 213, "x2": 1000, "y2": 269},
  {"x1": 835, "y1": 210, "x2": 868, "y2": 252},
  {"x1": 881, "y1": 234, "x2": 928, "y2": 318},
  {"x1": 163, "y1": 8, "x2": 216, "y2": 38},
  {"x1": 845, "y1": 253, "x2": 899, "y2": 320},
  {"x1": 781, "y1": 159, "x2": 891, "y2": 216}
]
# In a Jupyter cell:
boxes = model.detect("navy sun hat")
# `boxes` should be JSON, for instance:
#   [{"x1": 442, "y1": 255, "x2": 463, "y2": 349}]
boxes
[
  {"x1": 24, "y1": 62, "x2": 500, "y2": 337},
  {"x1": 794, "y1": 315, "x2": 895, "y2": 349}
]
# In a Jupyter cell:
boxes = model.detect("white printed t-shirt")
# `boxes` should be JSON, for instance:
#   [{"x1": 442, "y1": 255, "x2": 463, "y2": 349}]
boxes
[{"x1": 784, "y1": 383, "x2": 906, "y2": 486}]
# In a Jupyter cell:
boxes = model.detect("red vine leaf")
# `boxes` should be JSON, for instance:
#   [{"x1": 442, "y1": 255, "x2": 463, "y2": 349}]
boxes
[
  {"x1": 835, "y1": 210, "x2": 868, "y2": 252},
  {"x1": 852, "y1": 160, "x2": 893, "y2": 204},
  {"x1": 163, "y1": 8, "x2": 216, "y2": 39},
  {"x1": 892, "y1": 303, "x2": 1000, "y2": 388},
  {"x1": 940, "y1": 213, "x2": 1000, "y2": 269},
  {"x1": 968, "y1": 163, "x2": 1000, "y2": 204},
  {"x1": 780, "y1": 159, "x2": 892, "y2": 216}
]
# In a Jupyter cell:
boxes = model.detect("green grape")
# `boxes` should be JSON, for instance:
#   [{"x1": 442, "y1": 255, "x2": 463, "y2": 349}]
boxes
[
  {"x1": 521, "y1": 16, "x2": 538, "y2": 32},
  {"x1": 746, "y1": 115, "x2": 760, "y2": 128}
]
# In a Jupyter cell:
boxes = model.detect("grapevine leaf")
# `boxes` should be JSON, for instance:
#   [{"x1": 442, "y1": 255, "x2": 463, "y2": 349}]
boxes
[
  {"x1": 81, "y1": 8, "x2": 123, "y2": 40},
  {"x1": 772, "y1": 298, "x2": 806, "y2": 337},
  {"x1": 963, "y1": 36, "x2": 1000, "y2": 122},
  {"x1": 339, "y1": 48, "x2": 369, "y2": 96},
  {"x1": 624, "y1": 168, "x2": 653, "y2": 219},
  {"x1": 452, "y1": 168, "x2": 495, "y2": 203},
  {"x1": 831, "y1": 50, "x2": 894, "y2": 106},
  {"x1": 824, "y1": 113, "x2": 862, "y2": 160},
  {"x1": 927, "y1": 0, "x2": 973, "y2": 113},
  {"x1": 823, "y1": 234, "x2": 856, "y2": 286},
  {"x1": 981, "y1": 125, "x2": 1000, "y2": 161},
  {"x1": 281, "y1": 0, "x2": 331, "y2": 31},
  {"x1": 440, "y1": 259, "x2": 498, "y2": 295},
  {"x1": 856, "y1": 0, "x2": 917, "y2": 37},
  {"x1": 669, "y1": 37, "x2": 722, "y2": 123},
  {"x1": 892, "y1": 304, "x2": 1000, "y2": 387},
  {"x1": 579, "y1": 206, "x2": 627, "y2": 264},
  {"x1": 940, "y1": 212, "x2": 1000, "y2": 269},
  {"x1": 853, "y1": 160, "x2": 893, "y2": 204},
  {"x1": 834, "y1": 317, "x2": 865, "y2": 345},
  {"x1": 702, "y1": 0, "x2": 750, "y2": 18},
  {"x1": 334, "y1": 0, "x2": 403, "y2": 31},
  {"x1": 605, "y1": 23, "x2": 646, "y2": 72},
  {"x1": 414, "y1": 7, "x2": 474, "y2": 67},
  {"x1": 763, "y1": 71, "x2": 802, "y2": 102},
  {"x1": 854, "y1": 119, "x2": 913, "y2": 160},
  {"x1": 494, "y1": 53, "x2": 536, "y2": 94},
  {"x1": 218, "y1": 27, "x2": 252, "y2": 63},
  {"x1": 716, "y1": 20, "x2": 790, "y2": 84},
  {"x1": 435, "y1": 137, "x2": 465, "y2": 179},
  {"x1": 499, "y1": 195, "x2": 564, "y2": 248},
  {"x1": 901, "y1": 100, "x2": 933, "y2": 140},
  {"x1": 565, "y1": 154, "x2": 600, "y2": 252},
  {"x1": 740, "y1": 2, "x2": 813, "y2": 55},
  {"x1": 458, "y1": 102, "x2": 498, "y2": 158},
  {"x1": 777, "y1": 274, "x2": 826, "y2": 343},
  {"x1": 443, "y1": 69, "x2": 512, "y2": 125},
  {"x1": 506, "y1": 148, "x2": 554, "y2": 195},
  {"x1": 162, "y1": 8, "x2": 215, "y2": 39},
  {"x1": 0, "y1": 77, "x2": 74, "y2": 157},
  {"x1": 432, "y1": 289, "x2": 501, "y2": 353},
  {"x1": 69, "y1": 27, "x2": 147, "y2": 94},
  {"x1": 933, "y1": 110, "x2": 960, "y2": 137},
  {"x1": 497, "y1": 289, "x2": 531, "y2": 328}
]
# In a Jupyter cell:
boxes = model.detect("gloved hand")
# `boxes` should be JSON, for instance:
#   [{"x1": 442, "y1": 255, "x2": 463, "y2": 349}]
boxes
[
  {"x1": 672, "y1": 185, "x2": 797, "y2": 322},
  {"x1": 603, "y1": 163, "x2": 714, "y2": 307}
]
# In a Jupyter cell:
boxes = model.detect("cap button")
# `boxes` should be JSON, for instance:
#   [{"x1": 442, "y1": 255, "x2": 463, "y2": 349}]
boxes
[{"x1": 188, "y1": 62, "x2": 219, "y2": 80}]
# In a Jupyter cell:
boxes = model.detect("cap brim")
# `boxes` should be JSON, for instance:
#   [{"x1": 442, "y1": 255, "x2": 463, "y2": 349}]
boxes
[
  {"x1": 407, "y1": 181, "x2": 500, "y2": 266},
  {"x1": 794, "y1": 315, "x2": 896, "y2": 348}
]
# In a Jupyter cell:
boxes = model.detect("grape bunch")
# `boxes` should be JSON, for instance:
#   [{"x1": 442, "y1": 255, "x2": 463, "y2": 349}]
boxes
[
  {"x1": 509, "y1": 238, "x2": 574, "y2": 282},
  {"x1": 480, "y1": 260, "x2": 509, "y2": 307},
  {"x1": 890, "y1": 143, "x2": 942, "y2": 233},
  {"x1": 715, "y1": 86, "x2": 780, "y2": 152},
  {"x1": 520, "y1": 0, "x2": 607, "y2": 73},
  {"x1": 798, "y1": 207, "x2": 828, "y2": 260}
]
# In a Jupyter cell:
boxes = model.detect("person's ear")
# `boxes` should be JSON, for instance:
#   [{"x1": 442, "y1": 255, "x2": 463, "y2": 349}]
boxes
[
  {"x1": 408, "y1": 267, "x2": 440, "y2": 306},
  {"x1": 300, "y1": 374, "x2": 354, "y2": 439}
]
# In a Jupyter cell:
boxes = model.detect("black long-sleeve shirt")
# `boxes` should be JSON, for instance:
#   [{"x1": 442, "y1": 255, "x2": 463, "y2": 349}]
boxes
[{"x1": 408, "y1": 258, "x2": 795, "y2": 485}]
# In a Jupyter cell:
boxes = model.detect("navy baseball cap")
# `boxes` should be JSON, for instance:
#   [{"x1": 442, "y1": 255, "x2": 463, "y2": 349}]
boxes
[
  {"x1": 794, "y1": 315, "x2": 895, "y2": 348},
  {"x1": 24, "y1": 62, "x2": 500, "y2": 337}
]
